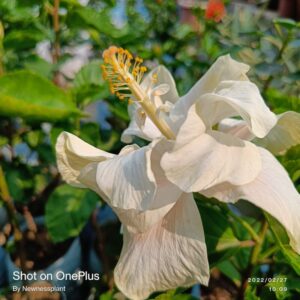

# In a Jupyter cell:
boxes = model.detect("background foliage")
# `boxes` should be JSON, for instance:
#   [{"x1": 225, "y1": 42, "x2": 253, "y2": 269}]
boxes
[{"x1": 0, "y1": 0, "x2": 299, "y2": 299}]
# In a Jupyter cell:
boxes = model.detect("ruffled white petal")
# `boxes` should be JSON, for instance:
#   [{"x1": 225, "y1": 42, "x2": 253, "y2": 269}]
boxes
[
  {"x1": 55, "y1": 132, "x2": 114, "y2": 187},
  {"x1": 201, "y1": 148, "x2": 300, "y2": 254},
  {"x1": 141, "y1": 65, "x2": 179, "y2": 104},
  {"x1": 219, "y1": 111, "x2": 300, "y2": 155},
  {"x1": 121, "y1": 65, "x2": 179, "y2": 143},
  {"x1": 77, "y1": 140, "x2": 182, "y2": 214},
  {"x1": 161, "y1": 106, "x2": 262, "y2": 193},
  {"x1": 170, "y1": 54, "x2": 250, "y2": 124},
  {"x1": 92, "y1": 145, "x2": 157, "y2": 211},
  {"x1": 77, "y1": 159, "x2": 178, "y2": 234},
  {"x1": 196, "y1": 81, "x2": 277, "y2": 138},
  {"x1": 114, "y1": 193, "x2": 209, "y2": 300},
  {"x1": 187, "y1": 55, "x2": 250, "y2": 98},
  {"x1": 218, "y1": 118, "x2": 254, "y2": 141},
  {"x1": 254, "y1": 111, "x2": 300, "y2": 154}
]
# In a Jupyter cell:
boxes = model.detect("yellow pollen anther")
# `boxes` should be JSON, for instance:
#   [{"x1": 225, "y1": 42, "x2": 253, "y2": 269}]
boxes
[
  {"x1": 101, "y1": 46, "x2": 148, "y2": 102},
  {"x1": 152, "y1": 73, "x2": 158, "y2": 83},
  {"x1": 100, "y1": 46, "x2": 176, "y2": 141}
]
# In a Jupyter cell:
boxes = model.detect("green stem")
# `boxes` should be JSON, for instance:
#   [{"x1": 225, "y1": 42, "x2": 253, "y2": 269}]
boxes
[
  {"x1": 250, "y1": 220, "x2": 268, "y2": 265},
  {"x1": 238, "y1": 220, "x2": 268, "y2": 299},
  {"x1": 259, "y1": 244, "x2": 278, "y2": 261},
  {"x1": 229, "y1": 212, "x2": 261, "y2": 243}
]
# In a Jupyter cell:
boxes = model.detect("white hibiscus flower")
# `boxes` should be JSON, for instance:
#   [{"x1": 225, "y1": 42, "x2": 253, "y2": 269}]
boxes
[{"x1": 56, "y1": 46, "x2": 300, "y2": 300}]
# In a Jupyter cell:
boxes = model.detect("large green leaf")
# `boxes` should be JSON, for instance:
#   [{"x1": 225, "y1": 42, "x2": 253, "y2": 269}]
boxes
[
  {"x1": 45, "y1": 184, "x2": 99, "y2": 243},
  {"x1": 265, "y1": 213, "x2": 300, "y2": 275},
  {"x1": 0, "y1": 71, "x2": 81, "y2": 122}
]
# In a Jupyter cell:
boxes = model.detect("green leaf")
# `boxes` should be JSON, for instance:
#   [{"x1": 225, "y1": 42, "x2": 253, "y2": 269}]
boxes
[
  {"x1": 72, "y1": 7, "x2": 129, "y2": 39},
  {"x1": 266, "y1": 275, "x2": 291, "y2": 300},
  {"x1": 197, "y1": 201, "x2": 240, "y2": 251},
  {"x1": 6, "y1": 168, "x2": 33, "y2": 203},
  {"x1": 99, "y1": 291, "x2": 115, "y2": 300},
  {"x1": 0, "y1": 136, "x2": 8, "y2": 147},
  {"x1": 79, "y1": 122, "x2": 101, "y2": 147},
  {"x1": 73, "y1": 60, "x2": 109, "y2": 104},
  {"x1": 265, "y1": 89, "x2": 300, "y2": 113},
  {"x1": 265, "y1": 213, "x2": 300, "y2": 275},
  {"x1": 273, "y1": 18, "x2": 297, "y2": 30},
  {"x1": 108, "y1": 101, "x2": 129, "y2": 122},
  {"x1": 244, "y1": 285, "x2": 260, "y2": 300},
  {"x1": 170, "y1": 24, "x2": 193, "y2": 40},
  {"x1": 0, "y1": 71, "x2": 81, "y2": 122},
  {"x1": 24, "y1": 130, "x2": 43, "y2": 148},
  {"x1": 196, "y1": 200, "x2": 242, "y2": 265},
  {"x1": 255, "y1": 63, "x2": 283, "y2": 77},
  {"x1": 74, "y1": 60, "x2": 103, "y2": 88},
  {"x1": 153, "y1": 289, "x2": 197, "y2": 300},
  {"x1": 3, "y1": 29, "x2": 44, "y2": 51},
  {"x1": 217, "y1": 260, "x2": 241, "y2": 285},
  {"x1": 46, "y1": 184, "x2": 99, "y2": 242},
  {"x1": 23, "y1": 56, "x2": 54, "y2": 79}
]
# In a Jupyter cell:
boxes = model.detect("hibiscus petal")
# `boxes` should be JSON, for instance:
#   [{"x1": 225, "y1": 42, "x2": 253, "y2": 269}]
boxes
[
  {"x1": 78, "y1": 159, "x2": 177, "y2": 233},
  {"x1": 161, "y1": 107, "x2": 262, "y2": 192},
  {"x1": 254, "y1": 111, "x2": 300, "y2": 155},
  {"x1": 121, "y1": 108, "x2": 160, "y2": 143},
  {"x1": 196, "y1": 81, "x2": 277, "y2": 138},
  {"x1": 78, "y1": 140, "x2": 182, "y2": 213},
  {"x1": 114, "y1": 193, "x2": 209, "y2": 300},
  {"x1": 151, "y1": 83, "x2": 170, "y2": 97},
  {"x1": 170, "y1": 54, "x2": 250, "y2": 123},
  {"x1": 55, "y1": 132, "x2": 114, "y2": 186},
  {"x1": 219, "y1": 111, "x2": 300, "y2": 155},
  {"x1": 218, "y1": 118, "x2": 254, "y2": 140},
  {"x1": 122, "y1": 65, "x2": 179, "y2": 143},
  {"x1": 141, "y1": 65, "x2": 179, "y2": 104},
  {"x1": 94, "y1": 145, "x2": 157, "y2": 210},
  {"x1": 188, "y1": 55, "x2": 249, "y2": 96},
  {"x1": 201, "y1": 148, "x2": 300, "y2": 254}
]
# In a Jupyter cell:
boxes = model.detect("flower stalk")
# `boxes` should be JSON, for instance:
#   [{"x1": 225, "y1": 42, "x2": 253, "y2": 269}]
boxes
[
  {"x1": 239, "y1": 220, "x2": 269, "y2": 298},
  {"x1": 52, "y1": 0, "x2": 61, "y2": 64}
]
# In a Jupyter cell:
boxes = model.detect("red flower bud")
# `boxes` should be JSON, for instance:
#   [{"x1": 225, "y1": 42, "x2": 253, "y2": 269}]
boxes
[{"x1": 205, "y1": 0, "x2": 226, "y2": 22}]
